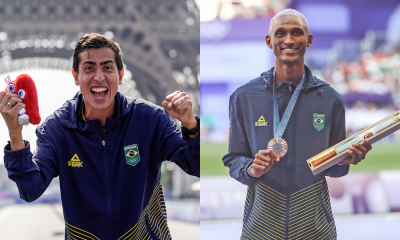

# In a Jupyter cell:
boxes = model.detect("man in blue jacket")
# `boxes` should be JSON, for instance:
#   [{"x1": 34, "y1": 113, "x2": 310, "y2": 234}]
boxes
[
  {"x1": 0, "y1": 33, "x2": 199, "y2": 239},
  {"x1": 223, "y1": 9, "x2": 371, "y2": 240}
]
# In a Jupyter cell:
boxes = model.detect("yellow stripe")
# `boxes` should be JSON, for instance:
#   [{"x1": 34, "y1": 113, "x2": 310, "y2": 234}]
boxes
[
  {"x1": 255, "y1": 188, "x2": 287, "y2": 211},
  {"x1": 290, "y1": 179, "x2": 324, "y2": 198},
  {"x1": 66, "y1": 228, "x2": 91, "y2": 240},
  {"x1": 246, "y1": 215, "x2": 284, "y2": 239},
  {"x1": 289, "y1": 209, "x2": 328, "y2": 238},
  {"x1": 250, "y1": 204, "x2": 285, "y2": 231},
  {"x1": 252, "y1": 200, "x2": 286, "y2": 226},
  {"x1": 290, "y1": 181, "x2": 323, "y2": 201},
  {"x1": 119, "y1": 181, "x2": 171, "y2": 240},
  {"x1": 289, "y1": 194, "x2": 319, "y2": 212},
  {"x1": 65, "y1": 221, "x2": 99, "y2": 240},
  {"x1": 257, "y1": 181, "x2": 286, "y2": 199}
]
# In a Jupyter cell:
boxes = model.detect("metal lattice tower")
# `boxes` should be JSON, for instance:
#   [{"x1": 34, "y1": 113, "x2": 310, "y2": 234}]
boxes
[{"x1": 0, "y1": 0, "x2": 200, "y2": 113}]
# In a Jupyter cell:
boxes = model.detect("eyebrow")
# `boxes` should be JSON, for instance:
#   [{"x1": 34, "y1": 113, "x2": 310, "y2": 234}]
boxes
[
  {"x1": 82, "y1": 60, "x2": 114, "y2": 65},
  {"x1": 274, "y1": 27, "x2": 304, "y2": 33}
]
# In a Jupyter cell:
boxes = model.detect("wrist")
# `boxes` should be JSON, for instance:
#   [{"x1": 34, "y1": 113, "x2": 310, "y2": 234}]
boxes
[
  {"x1": 9, "y1": 131, "x2": 24, "y2": 151},
  {"x1": 247, "y1": 163, "x2": 257, "y2": 177},
  {"x1": 182, "y1": 116, "x2": 198, "y2": 129},
  {"x1": 181, "y1": 115, "x2": 200, "y2": 137}
]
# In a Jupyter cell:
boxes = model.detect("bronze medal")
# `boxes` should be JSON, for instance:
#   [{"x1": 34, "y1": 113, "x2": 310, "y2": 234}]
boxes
[{"x1": 267, "y1": 137, "x2": 288, "y2": 157}]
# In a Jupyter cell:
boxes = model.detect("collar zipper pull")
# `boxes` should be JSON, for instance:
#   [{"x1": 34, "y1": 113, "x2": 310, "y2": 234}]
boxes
[{"x1": 289, "y1": 84, "x2": 292, "y2": 92}]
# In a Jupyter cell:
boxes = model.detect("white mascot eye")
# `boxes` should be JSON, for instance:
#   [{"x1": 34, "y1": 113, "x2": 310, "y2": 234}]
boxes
[
  {"x1": 7, "y1": 84, "x2": 15, "y2": 92},
  {"x1": 18, "y1": 89, "x2": 26, "y2": 99}
]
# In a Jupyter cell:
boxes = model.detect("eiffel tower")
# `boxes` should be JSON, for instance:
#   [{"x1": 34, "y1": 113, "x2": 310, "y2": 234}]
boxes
[{"x1": 0, "y1": 0, "x2": 199, "y2": 112}]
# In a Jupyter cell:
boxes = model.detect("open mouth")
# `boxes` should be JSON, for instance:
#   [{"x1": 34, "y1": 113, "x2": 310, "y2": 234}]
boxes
[{"x1": 90, "y1": 87, "x2": 108, "y2": 99}]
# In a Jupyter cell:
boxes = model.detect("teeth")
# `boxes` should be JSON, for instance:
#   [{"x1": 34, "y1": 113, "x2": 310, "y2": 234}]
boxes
[
  {"x1": 91, "y1": 87, "x2": 107, "y2": 92},
  {"x1": 283, "y1": 49, "x2": 296, "y2": 52}
]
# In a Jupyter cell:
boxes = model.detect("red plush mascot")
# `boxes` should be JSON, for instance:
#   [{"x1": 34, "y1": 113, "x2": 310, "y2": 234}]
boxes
[{"x1": 4, "y1": 74, "x2": 41, "y2": 125}]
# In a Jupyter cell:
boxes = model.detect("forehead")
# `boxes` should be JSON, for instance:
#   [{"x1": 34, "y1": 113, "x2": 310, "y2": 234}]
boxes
[
  {"x1": 271, "y1": 14, "x2": 305, "y2": 32},
  {"x1": 78, "y1": 47, "x2": 115, "y2": 65}
]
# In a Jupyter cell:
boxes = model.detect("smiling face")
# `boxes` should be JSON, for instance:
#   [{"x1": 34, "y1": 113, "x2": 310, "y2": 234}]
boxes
[
  {"x1": 266, "y1": 13, "x2": 313, "y2": 67},
  {"x1": 73, "y1": 47, "x2": 124, "y2": 119}
]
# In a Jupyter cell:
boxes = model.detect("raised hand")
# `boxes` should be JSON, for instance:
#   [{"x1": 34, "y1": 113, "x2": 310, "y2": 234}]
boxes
[
  {"x1": 162, "y1": 91, "x2": 197, "y2": 129},
  {"x1": 0, "y1": 91, "x2": 26, "y2": 150}
]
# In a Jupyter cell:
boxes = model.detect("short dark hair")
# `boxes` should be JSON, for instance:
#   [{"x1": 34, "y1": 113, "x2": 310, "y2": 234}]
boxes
[{"x1": 72, "y1": 33, "x2": 124, "y2": 73}]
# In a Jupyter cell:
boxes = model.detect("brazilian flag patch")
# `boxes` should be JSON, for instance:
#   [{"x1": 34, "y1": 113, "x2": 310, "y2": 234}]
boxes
[
  {"x1": 124, "y1": 144, "x2": 140, "y2": 166},
  {"x1": 313, "y1": 113, "x2": 325, "y2": 131}
]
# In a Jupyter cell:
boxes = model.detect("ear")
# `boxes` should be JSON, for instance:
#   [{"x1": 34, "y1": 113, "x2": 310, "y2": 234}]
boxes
[
  {"x1": 266, "y1": 35, "x2": 272, "y2": 49},
  {"x1": 119, "y1": 69, "x2": 124, "y2": 85},
  {"x1": 307, "y1": 33, "x2": 313, "y2": 47},
  {"x1": 72, "y1": 69, "x2": 79, "y2": 86}
]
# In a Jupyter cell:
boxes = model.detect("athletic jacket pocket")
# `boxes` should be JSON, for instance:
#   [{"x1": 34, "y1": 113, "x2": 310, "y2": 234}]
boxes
[
  {"x1": 145, "y1": 214, "x2": 157, "y2": 240},
  {"x1": 317, "y1": 193, "x2": 333, "y2": 223}
]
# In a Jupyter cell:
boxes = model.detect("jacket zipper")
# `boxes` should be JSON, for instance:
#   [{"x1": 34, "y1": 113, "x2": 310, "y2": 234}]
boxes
[
  {"x1": 284, "y1": 86, "x2": 291, "y2": 240},
  {"x1": 285, "y1": 197, "x2": 290, "y2": 240},
  {"x1": 102, "y1": 138, "x2": 113, "y2": 240}
]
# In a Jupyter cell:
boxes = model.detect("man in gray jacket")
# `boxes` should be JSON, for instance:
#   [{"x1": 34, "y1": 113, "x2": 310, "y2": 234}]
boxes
[{"x1": 223, "y1": 9, "x2": 371, "y2": 239}]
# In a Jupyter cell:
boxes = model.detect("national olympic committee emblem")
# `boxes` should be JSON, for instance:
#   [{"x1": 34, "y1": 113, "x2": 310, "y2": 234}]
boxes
[
  {"x1": 124, "y1": 144, "x2": 140, "y2": 166},
  {"x1": 313, "y1": 113, "x2": 325, "y2": 131}
]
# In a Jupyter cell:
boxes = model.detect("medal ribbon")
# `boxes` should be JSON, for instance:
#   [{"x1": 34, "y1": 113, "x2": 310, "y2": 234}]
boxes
[{"x1": 272, "y1": 69, "x2": 306, "y2": 138}]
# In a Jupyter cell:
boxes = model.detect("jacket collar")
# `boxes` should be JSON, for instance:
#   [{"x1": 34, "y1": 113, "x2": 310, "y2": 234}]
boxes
[
  {"x1": 261, "y1": 65, "x2": 328, "y2": 91},
  {"x1": 55, "y1": 91, "x2": 136, "y2": 131}
]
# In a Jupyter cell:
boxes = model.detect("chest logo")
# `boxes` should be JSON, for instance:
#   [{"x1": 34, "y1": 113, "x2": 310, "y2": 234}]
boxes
[
  {"x1": 313, "y1": 113, "x2": 325, "y2": 131},
  {"x1": 124, "y1": 144, "x2": 140, "y2": 166},
  {"x1": 68, "y1": 154, "x2": 83, "y2": 167},
  {"x1": 255, "y1": 115, "x2": 268, "y2": 126}
]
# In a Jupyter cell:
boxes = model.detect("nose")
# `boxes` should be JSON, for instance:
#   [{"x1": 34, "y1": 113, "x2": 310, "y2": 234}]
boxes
[
  {"x1": 284, "y1": 34, "x2": 294, "y2": 45},
  {"x1": 94, "y1": 67, "x2": 105, "y2": 82}
]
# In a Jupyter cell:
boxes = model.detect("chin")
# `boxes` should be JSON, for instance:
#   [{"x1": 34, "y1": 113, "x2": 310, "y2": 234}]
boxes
[{"x1": 280, "y1": 56, "x2": 303, "y2": 64}]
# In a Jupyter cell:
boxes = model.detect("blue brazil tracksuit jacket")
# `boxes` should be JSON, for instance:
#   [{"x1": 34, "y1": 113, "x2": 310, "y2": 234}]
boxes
[
  {"x1": 223, "y1": 66, "x2": 349, "y2": 240},
  {"x1": 4, "y1": 92, "x2": 199, "y2": 240}
]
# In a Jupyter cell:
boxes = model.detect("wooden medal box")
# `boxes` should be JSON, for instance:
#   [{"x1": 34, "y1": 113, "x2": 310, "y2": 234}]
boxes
[{"x1": 307, "y1": 110, "x2": 400, "y2": 175}]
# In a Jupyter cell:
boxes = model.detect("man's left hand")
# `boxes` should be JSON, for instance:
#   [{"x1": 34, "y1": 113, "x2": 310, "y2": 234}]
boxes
[
  {"x1": 162, "y1": 91, "x2": 197, "y2": 130},
  {"x1": 339, "y1": 139, "x2": 372, "y2": 165}
]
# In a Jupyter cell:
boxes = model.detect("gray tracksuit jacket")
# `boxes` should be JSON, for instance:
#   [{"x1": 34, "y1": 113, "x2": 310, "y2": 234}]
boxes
[{"x1": 223, "y1": 66, "x2": 349, "y2": 240}]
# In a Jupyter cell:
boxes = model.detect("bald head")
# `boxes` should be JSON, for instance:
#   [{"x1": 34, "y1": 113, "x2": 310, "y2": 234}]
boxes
[{"x1": 269, "y1": 9, "x2": 309, "y2": 34}]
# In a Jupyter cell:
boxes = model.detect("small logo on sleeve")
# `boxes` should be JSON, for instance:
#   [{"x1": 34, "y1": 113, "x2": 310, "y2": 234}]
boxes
[
  {"x1": 68, "y1": 154, "x2": 83, "y2": 167},
  {"x1": 255, "y1": 115, "x2": 268, "y2": 126},
  {"x1": 313, "y1": 113, "x2": 325, "y2": 131},
  {"x1": 124, "y1": 144, "x2": 140, "y2": 166}
]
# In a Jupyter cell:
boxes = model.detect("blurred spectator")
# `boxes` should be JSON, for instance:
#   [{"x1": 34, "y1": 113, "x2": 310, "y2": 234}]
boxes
[
  {"x1": 199, "y1": 0, "x2": 289, "y2": 22},
  {"x1": 321, "y1": 47, "x2": 400, "y2": 140}
]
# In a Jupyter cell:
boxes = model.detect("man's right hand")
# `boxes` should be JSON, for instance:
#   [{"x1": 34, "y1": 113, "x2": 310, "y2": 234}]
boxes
[
  {"x1": 249, "y1": 149, "x2": 280, "y2": 177},
  {"x1": 0, "y1": 91, "x2": 26, "y2": 151}
]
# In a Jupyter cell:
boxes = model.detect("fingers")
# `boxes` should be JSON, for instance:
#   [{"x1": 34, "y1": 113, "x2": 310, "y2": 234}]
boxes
[
  {"x1": 363, "y1": 139, "x2": 372, "y2": 151},
  {"x1": 350, "y1": 143, "x2": 365, "y2": 157},
  {"x1": 347, "y1": 147, "x2": 361, "y2": 165},
  {"x1": 165, "y1": 91, "x2": 181, "y2": 101},
  {"x1": 10, "y1": 102, "x2": 26, "y2": 115},
  {"x1": 171, "y1": 93, "x2": 188, "y2": 108},
  {"x1": 254, "y1": 149, "x2": 276, "y2": 168},
  {"x1": 8, "y1": 96, "x2": 23, "y2": 106},
  {"x1": 165, "y1": 91, "x2": 187, "y2": 103},
  {"x1": 253, "y1": 159, "x2": 266, "y2": 171},
  {"x1": 0, "y1": 92, "x2": 19, "y2": 111},
  {"x1": 257, "y1": 149, "x2": 280, "y2": 162},
  {"x1": 164, "y1": 91, "x2": 190, "y2": 109}
]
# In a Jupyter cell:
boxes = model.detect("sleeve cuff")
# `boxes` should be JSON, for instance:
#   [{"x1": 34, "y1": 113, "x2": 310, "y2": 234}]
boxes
[
  {"x1": 4, "y1": 140, "x2": 31, "y2": 158},
  {"x1": 246, "y1": 161, "x2": 257, "y2": 178},
  {"x1": 182, "y1": 132, "x2": 200, "y2": 142}
]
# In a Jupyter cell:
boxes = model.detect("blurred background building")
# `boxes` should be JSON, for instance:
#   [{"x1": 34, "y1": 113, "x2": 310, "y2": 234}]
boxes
[
  {"x1": 200, "y1": 0, "x2": 400, "y2": 239},
  {"x1": 0, "y1": 0, "x2": 200, "y2": 239}
]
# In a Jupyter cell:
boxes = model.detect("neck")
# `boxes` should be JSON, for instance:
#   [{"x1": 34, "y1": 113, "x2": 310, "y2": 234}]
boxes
[
  {"x1": 83, "y1": 101, "x2": 115, "y2": 128},
  {"x1": 274, "y1": 61, "x2": 305, "y2": 85}
]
